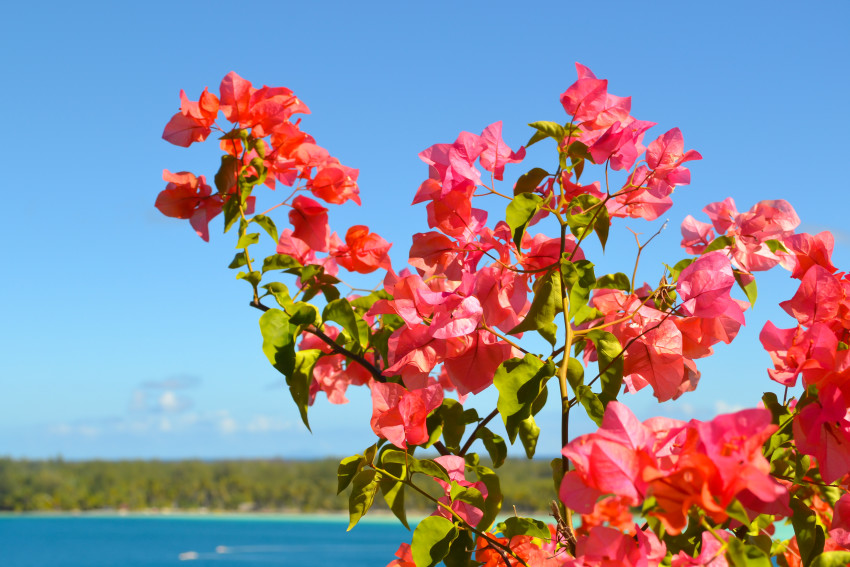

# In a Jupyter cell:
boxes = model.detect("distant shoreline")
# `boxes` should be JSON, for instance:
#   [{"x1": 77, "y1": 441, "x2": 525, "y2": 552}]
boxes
[{"x1": 0, "y1": 509, "x2": 434, "y2": 523}]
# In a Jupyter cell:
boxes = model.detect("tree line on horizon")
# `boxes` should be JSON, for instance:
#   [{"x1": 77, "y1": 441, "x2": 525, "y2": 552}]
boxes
[{"x1": 0, "y1": 458, "x2": 555, "y2": 513}]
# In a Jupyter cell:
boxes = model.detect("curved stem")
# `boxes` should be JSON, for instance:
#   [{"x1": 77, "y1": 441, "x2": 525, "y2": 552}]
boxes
[{"x1": 459, "y1": 408, "x2": 500, "y2": 457}]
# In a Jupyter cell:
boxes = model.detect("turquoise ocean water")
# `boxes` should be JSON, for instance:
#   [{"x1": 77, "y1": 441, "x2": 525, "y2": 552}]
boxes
[{"x1": 0, "y1": 515, "x2": 412, "y2": 567}]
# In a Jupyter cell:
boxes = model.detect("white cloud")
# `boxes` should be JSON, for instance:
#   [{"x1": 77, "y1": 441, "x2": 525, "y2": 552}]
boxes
[{"x1": 715, "y1": 400, "x2": 744, "y2": 414}]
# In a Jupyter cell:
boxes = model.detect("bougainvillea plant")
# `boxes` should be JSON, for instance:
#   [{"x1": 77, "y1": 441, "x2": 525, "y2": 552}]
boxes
[{"x1": 157, "y1": 65, "x2": 850, "y2": 567}]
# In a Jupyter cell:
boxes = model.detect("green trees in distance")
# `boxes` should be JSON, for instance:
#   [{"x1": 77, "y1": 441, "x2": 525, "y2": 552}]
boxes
[{"x1": 0, "y1": 458, "x2": 553, "y2": 513}]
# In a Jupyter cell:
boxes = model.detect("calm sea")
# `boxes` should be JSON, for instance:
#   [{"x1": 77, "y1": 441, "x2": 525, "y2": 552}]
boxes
[{"x1": 0, "y1": 515, "x2": 412, "y2": 567}]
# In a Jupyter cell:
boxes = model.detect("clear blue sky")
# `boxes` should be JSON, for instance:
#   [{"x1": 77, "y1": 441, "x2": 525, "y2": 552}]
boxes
[{"x1": 2, "y1": 1, "x2": 848, "y2": 460}]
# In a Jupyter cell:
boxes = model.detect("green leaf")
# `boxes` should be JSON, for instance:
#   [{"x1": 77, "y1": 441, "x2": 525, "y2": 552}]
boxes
[
  {"x1": 443, "y1": 529, "x2": 473, "y2": 567},
  {"x1": 236, "y1": 232, "x2": 259, "y2": 248},
  {"x1": 764, "y1": 239, "x2": 789, "y2": 254},
  {"x1": 702, "y1": 235, "x2": 735, "y2": 254},
  {"x1": 259, "y1": 309, "x2": 296, "y2": 377},
  {"x1": 477, "y1": 428, "x2": 507, "y2": 468},
  {"x1": 586, "y1": 330, "x2": 623, "y2": 406},
  {"x1": 509, "y1": 270, "x2": 563, "y2": 335},
  {"x1": 514, "y1": 167, "x2": 550, "y2": 195},
  {"x1": 474, "y1": 466, "x2": 502, "y2": 531},
  {"x1": 593, "y1": 203, "x2": 610, "y2": 250},
  {"x1": 518, "y1": 415, "x2": 540, "y2": 458},
  {"x1": 289, "y1": 302, "x2": 320, "y2": 329},
  {"x1": 595, "y1": 272, "x2": 631, "y2": 292},
  {"x1": 433, "y1": 399, "x2": 467, "y2": 453},
  {"x1": 566, "y1": 357, "x2": 584, "y2": 390},
  {"x1": 411, "y1": 516, "x2": 459, "y2": 567},
  {"x1": 450, "y1": 482, "x2": 485, "y2": 511},
  {"x1": 383, "y1": 451, "x2": 450, "y2": 482},
  {"x1": 252, "y1": 214, "x2": 279, "y2": 242},
  {"x1": 262, "y1": 254, "x2": 303, "y2": 273},
  {"x1": 725, "y1": 537, "x2": 772, "y2": 567},
  {"x1": 506, "y1": 193, "x2": 544, "y2": 250},
  {"x1": 538, "y1": 321, "x2": 558, "y2": 347},
  {"x1": 322, "y1": 299, "x2": 361, "y2": 347},
  {"x1": 561, "y1": 259, "x2": 596, "y2": 317},
  {"x1": 347, "y1": 469, "x2": 381, "y2": 531},
  {"x1": 526, "y1": 121, "x2": 566, "y2": 147},
  {"x1": 564, "y1": 194, "x2": 603, "y2": 239},
  {"x1": 228, "y1": 252, "x2": 247, "y2": 269},
  {"x1": 669, "y1": 258, "x2": 696, "y2": 281},
  {"x1": 498, "y1": 516, "x2": 550, "y2": 540},
  {"x1": 726, "y1": 498, "x2": 752, "y2": 527},
  {"x1": 811, "y1": 552, "x2": 850, "y2": 567},
  {"x1": 494, "y1": 355, "x2": 555, "y2": 443},
  {"x1": 791, "y1": 496, "x2": 826, "y2": 566},
  {"x1": 379, "y1": 462, "x2": 409, "y2": 529},
  {"x1": 338, "y1": 454, "x2": 366, "y2": 494},
  {"x1": 235, "y1": 270, "x2": 261, "y2": 287},
  {"x1": 214, "y1": 155, "x2": 239, "y2": 194},
  {"x1": 262, "y1": 282, "x2": 293, "y2": 310},
  {"x1": 734, "y1": 269, "x2": 758, "y2": 307},
  {"x1": 576, "y1": 385, "x2": 604, "y2": 426},
  {"x1": 289, "y1": 349, "x2": 321, "y2": 430}
]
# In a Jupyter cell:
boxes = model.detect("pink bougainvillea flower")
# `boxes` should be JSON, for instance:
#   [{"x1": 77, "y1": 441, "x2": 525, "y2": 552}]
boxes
[
  {"x1": 441, "y1": 330, "x2": 516, "y2": 396},
  {"x1": 428, "y1": 295, "x2": 483, "y2": 339},
  {"x1": 333, "y1": 225, "x2": 392, "y2": 274},
  {"x1": 680, "y1": 215, "x2": 715, "y2": 255},
  {"x1": 677, "y1": 251, "x2": 745, "y2": 324},
  {"x1": 162, "y1": 88, "x2": 220, "y2": 147},
  {"x1": 309, "y1": 162, "x2": 361, "y2": 205},
  {"x1": 560, "y1": 64, "x2": 609, "y2": 123},
  {"x1": 780, "y1": 265, "x2": 843, "y2": 327},
  {"x1": 779, "y1": 231, "x2": 837, "y2": 280},
  {"x1": 572, "y1": 525, "x2": 666, "y2": 567},
  {"x1": 155, "y1": 170, "x2": 223, "y2": 242},
  {"x1": 478, "y1": 121, "x2": 526, "y2": 180},
  {"x1": 288, "y1": 195, "x2": 330, "y2": 252},
  {"x1": 370, "y1": 382, "x2": 442, "y2": 449},
  {"x1": 793, "y1": 385, "x2": 850, "y2": 483},
  {"x1": 386, "y1": 543, "x2": 416, "y2": 567}
]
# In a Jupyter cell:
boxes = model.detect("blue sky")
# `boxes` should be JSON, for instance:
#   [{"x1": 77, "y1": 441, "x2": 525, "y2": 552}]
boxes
[{"x1": 1, "y1": 1, "x2": 848, "y2": 460}]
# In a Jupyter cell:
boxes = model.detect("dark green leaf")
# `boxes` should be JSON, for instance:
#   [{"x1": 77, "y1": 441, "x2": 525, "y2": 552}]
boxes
[
  {"x1": 595, "y1": 273, "x2": 631, "y2": 292},
  {"x1": 538, "y1": 321, "x2": 558, "y2": 347},
  {"x1": 498, "y1": 516, "x2": 550, "y2": 539},
  {"x1": 474, "y1": 467, "x2": 502, "y2": 530},
  {"x1": 509, "y1": 270, "x2": 562, "y2": 335},
  {"x1": 493, "y1": 354, "x2": 555, "y2": 443},
  {"x1": 347, "y1": 469, "x2": 381, "y2": 531},
  {"x1": 514, "y1": 167, "x2": 550, "y2": 195},
  {"x1": 228, "y1": 252, "x2": 247, "y2": 269},
  {"x1": 289, "y1": 349, "x2": 321, "y2": 430},
  {"x1": 214, "y1": 155, "x2": 239, "y2": 194},
  {"x1": 289, "y1": 302, "x2": 320, "y2": 329},
  {"x1": 383, "y1": 451, "x2": 450, "y2": 482},
  {"x1": 725, "y1": 537, "x2": 772, "y2": 567},
  {"x1": 338, "y1": 455, "x2": 366, "y2": 494},
  {"x1": 593, "y1": 204, "x2": 610, "y2": 250},
  {"x1": 434, "y1": 399, "x2": 467, "y2": 453},
  {"x1": 252, "y1": 214, "x2": 279, "y2": 242},
  {"x1": 669, "y1": 258, "x2": 696, "y2": 281},
  {"x1": 791, "y1": 496, "x2": 825, "y2": 566},
  {"x1": 259, "y1": 309, "x2": 296, "y2": 377},
  {"x1": 379, "y1": 462, "x2": 409, "y2": 529},
  {"x1": 443, "y1": 529, "x2": 473, "y2": 567},
  {"x1": 450, "y1": 482, "x2": 485, "y2": 511},
  {"x1": 411, "y1": 516, "x2": 459, "y2": 567},
  {"x1": 506, "y1": 193, "x2": 544, "y2": 250},
  {"x1": 322, "y1": 299, "x2": 361, "y2": 346},
  {"x1": 477, "y1": 428, "x2": 507, "y2": 468}
]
